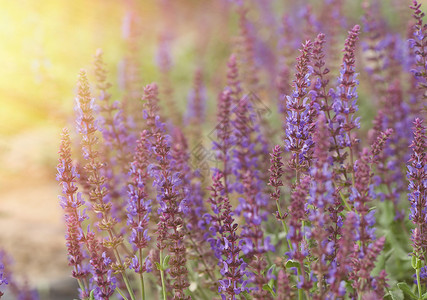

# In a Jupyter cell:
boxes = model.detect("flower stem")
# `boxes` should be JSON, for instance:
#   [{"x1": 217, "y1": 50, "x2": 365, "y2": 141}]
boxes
[
  {"x1": 109, "y1": 234, "x2": 136, "y2": 300},
  {"x1": 116, "y1": 287, "x2": 130, "y2": 300},
  {"x1": 138, "y1": 249, "x2": 146, "y2": 300},
  {"x1": 416, "y1": 257, "x2": 422, "y2": 299},
  {"x1": 275, "y1": 198, "x2": 292, "y2": 252},
  {"x1": 139, "y1": 273, "x2": 145, "y2": 300},
  {"x1": 159, "y1": 250, "x2": 167, "y2": 300}
]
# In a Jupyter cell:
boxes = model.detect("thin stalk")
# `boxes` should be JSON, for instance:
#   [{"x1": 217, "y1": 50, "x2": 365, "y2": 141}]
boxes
[
  {"x1": 348, "y1": 144, "x2": 356, "y2": 188},
  {"x1": 159, "y1": 250, "x2": 167, "y2": 300},
  {"x1": 116, "y1": 287, "x2": 130, "y2": 300},
  {"x1": 85, "y1": 132, "x2": 136, "y2": 300},
  {"x1": 338, "y1": 189, "x2": 352, "y2": 212},
  {"x1": 75, "y1": 278, "x2": 87, "y2": 300},
  {"x1": 275, "y1": 198, "x2": 292, "y2": 251},
  {"x1": 139, "y1": 273, "x2": 145, "y2": 300},
  {"x1": 416, "y1": 259, "x2": 422, "y2": 299},
  {"x1": 295, "y1": 168, "x2": 304, "y2": 300},
  {"x1": 107, "y1": 231, "x2": 136, "y2": 300},
  {"x1": 138, "y1": 248, "x2": 146, "y2": 300},
  {"x1": 297, "y1": 285, "x2": 304, "y2": 300}
]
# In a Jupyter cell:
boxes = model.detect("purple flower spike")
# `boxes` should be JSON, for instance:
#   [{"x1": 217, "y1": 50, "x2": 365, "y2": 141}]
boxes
[
  {"x1": 285, "y1": 40, "x2": 317, "y2": 177},
  {"x1": 410, "y1": 1, "x2": 427, "y2": 112},
  {"x1": 57, "y1": 128, "x2": 91, "y2": 295},
  {"x1": 329, "y1": 25, "x2": 361, "y2": 188},
  {"x1": 86, "y1": 230, "x2": 116, "y2": 299},
  {"x1": 142, "y1": 83, "x2": 191, "y2": 298},
  {"x1": 408, "y1": 119, "x2": 427, "y2": 258},
  {"x1": 206, "y1": 171, "x2": 249, "y2": 300}
]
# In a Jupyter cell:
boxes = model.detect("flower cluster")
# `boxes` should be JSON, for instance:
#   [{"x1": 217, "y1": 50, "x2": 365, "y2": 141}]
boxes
[
  {"x1": 285, "y1": 40, "x2": 317, "y2": 177},
  {"x1": 47, "y1": 2, "x2": 427, "y2": 300},
  {"x1": 408, "y1": 118, "x2": 427, "y2": 268}
]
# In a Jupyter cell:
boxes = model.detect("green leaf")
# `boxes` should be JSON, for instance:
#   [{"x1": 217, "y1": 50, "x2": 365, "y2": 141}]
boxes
[
  {"x1": 89, "y1": 289, "x2": 95, "y2": 300},
  {"x1": 268, "y1": 278, "x2": 275, "y2": 288},
  {"x1": 264, "y1": 264, "x2": 276, "y2": 276},
  {"x1": 155, "y1": 262, "x2": 162, "y2": 271},
  {"x1": 262, "y1": 284, "x2": 276, "y2": 297},
  {"x1": 412, "y1": 256, "x2": 422, "y2": 270},
  {"x1": 397, "y1": 282, "x2": 417, "y2": 299},
  {"x1": 285, "y1": 260, "x2": 300, "y2": 269},
  {"x1": 163, "y1": 255, "x2": 171, "y2": 270},
  {"x1": 387, "y1": 289, "x2": 404, "y2": 300},
  {"x1": 260, "y1": 264, "x2": 276, "y2": 276},
  {"x1": 412, "y1": 256, "x2": 417, "y2": 269},
  {"x1": 240, "y1": 290, "x2": 253, "y2": 300},
  {"x1": 422, "y1": 291, "x2": 427, "y2": 300}
]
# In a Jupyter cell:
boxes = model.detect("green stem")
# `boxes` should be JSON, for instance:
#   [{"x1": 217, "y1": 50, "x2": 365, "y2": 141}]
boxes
[
  {"x1": 119, "y1": 269, "x2": 136, "y2": 300},
  {"x1": 275, "y1": 199, "x2": 292, "y2": 252},
  {"x1": 338, "y1": 189, "x2": 352, "y2": 212},
  {"x1": 160, "y1": 250, "x2": 167, "y2": 300},
  {"x1": 76, "y1": 279, "x2": 87, "y2": 300},
  {"x1": 139, "y1": 273, "x2": 145, "y2": 300},
  {"x1": 298, "y1": 288, "x2": 304, "y2": 300},
  {"x1": 138, "y1": 249, "x2": 146, "y2": 300},
  {"x1": 295, "y1": 169, "x2": 304, "y2": 300},
  {"x1": 116, "y1": 287, "x2": 130, "y2": 300},
  {"x1": 416, "y1": 257, "x2": 422, "y2": 299},
  {"x1": 110, "y1": 245, "x2": 136, "y2": 300}
]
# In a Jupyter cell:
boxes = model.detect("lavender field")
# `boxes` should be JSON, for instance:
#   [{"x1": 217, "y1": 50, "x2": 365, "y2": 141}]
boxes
[{"x1": 0, "y1": 0, "x2": 426, "y2": 299}]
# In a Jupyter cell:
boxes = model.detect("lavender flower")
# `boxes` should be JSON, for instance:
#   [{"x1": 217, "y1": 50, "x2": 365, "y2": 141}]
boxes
[
  {"x1": 287, "y1": 176, "x2": 311, "y2": 291},
  {"x1": 171, "y1": 128, "x2": 217, "y2": 288},
  {"x1": 307, "y1": 114, "x2": 337, "y2": 297},
  {"x1": 408, "y1": 119, "x2": 427, "y2": 262},
  {"x1": 57, "y1": 128, "x2": 91, "y2": 297},
  {"x1": 126, "y1": 160, "x2": 151, "y2": 273},
  {"x1": 369, "y1": 80, "x2": 411, "y2": 217},
  {"x1": 75, "y1": 70, "x2": 134, "y2": 298},
  {"x1": 0, "y1": 251, "x2": 7, "y2": 299},
  {"x1": 312, "y1": 33, "x2": 330, "y2": 110},
  {"x1": 142, "y1": 83, "x2": 191, "y2": 299},
  {"x1": 268, "y1": 145, "x2": 286, "y2": 222},
  {"x1": 329, "y1": 212, "x2": 359, "y2": 298},
  {"x1": 276, "y1": 267, "x2": 293, "y2": 300},
  {"x1": 0, "y1": 250, "x2": 39, "y2": 300},
  {"x1": 285, "y1": 40, "x2": 317, "y2": 178},
  {"x1": 410, "y1": 1, "x2": 427, "y2": 112},
  {"x1": 206, "y1": 172, "x2": 248, "y2": 300},
  {"x1": 86, "y1": 230, "x2": 116, "y2": 300},
  {"x1": 93, "y1": 49, "x2": 133, "y2": 224},
  {"x1": 330, "y1": 25, "x2": 361, "y2": 188},
  {"x1": 349, "y1": 236, "x2": 386, "y2": 298},
  {"x1": 231, "y1": 95, "x2": 272, "y2": 298},
  {"x1": 370, "y1": 128, "x2": 393, "y2": 165},
  {"x1": 212, "y1": 88, "x2": 233, "y2": 196}
]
